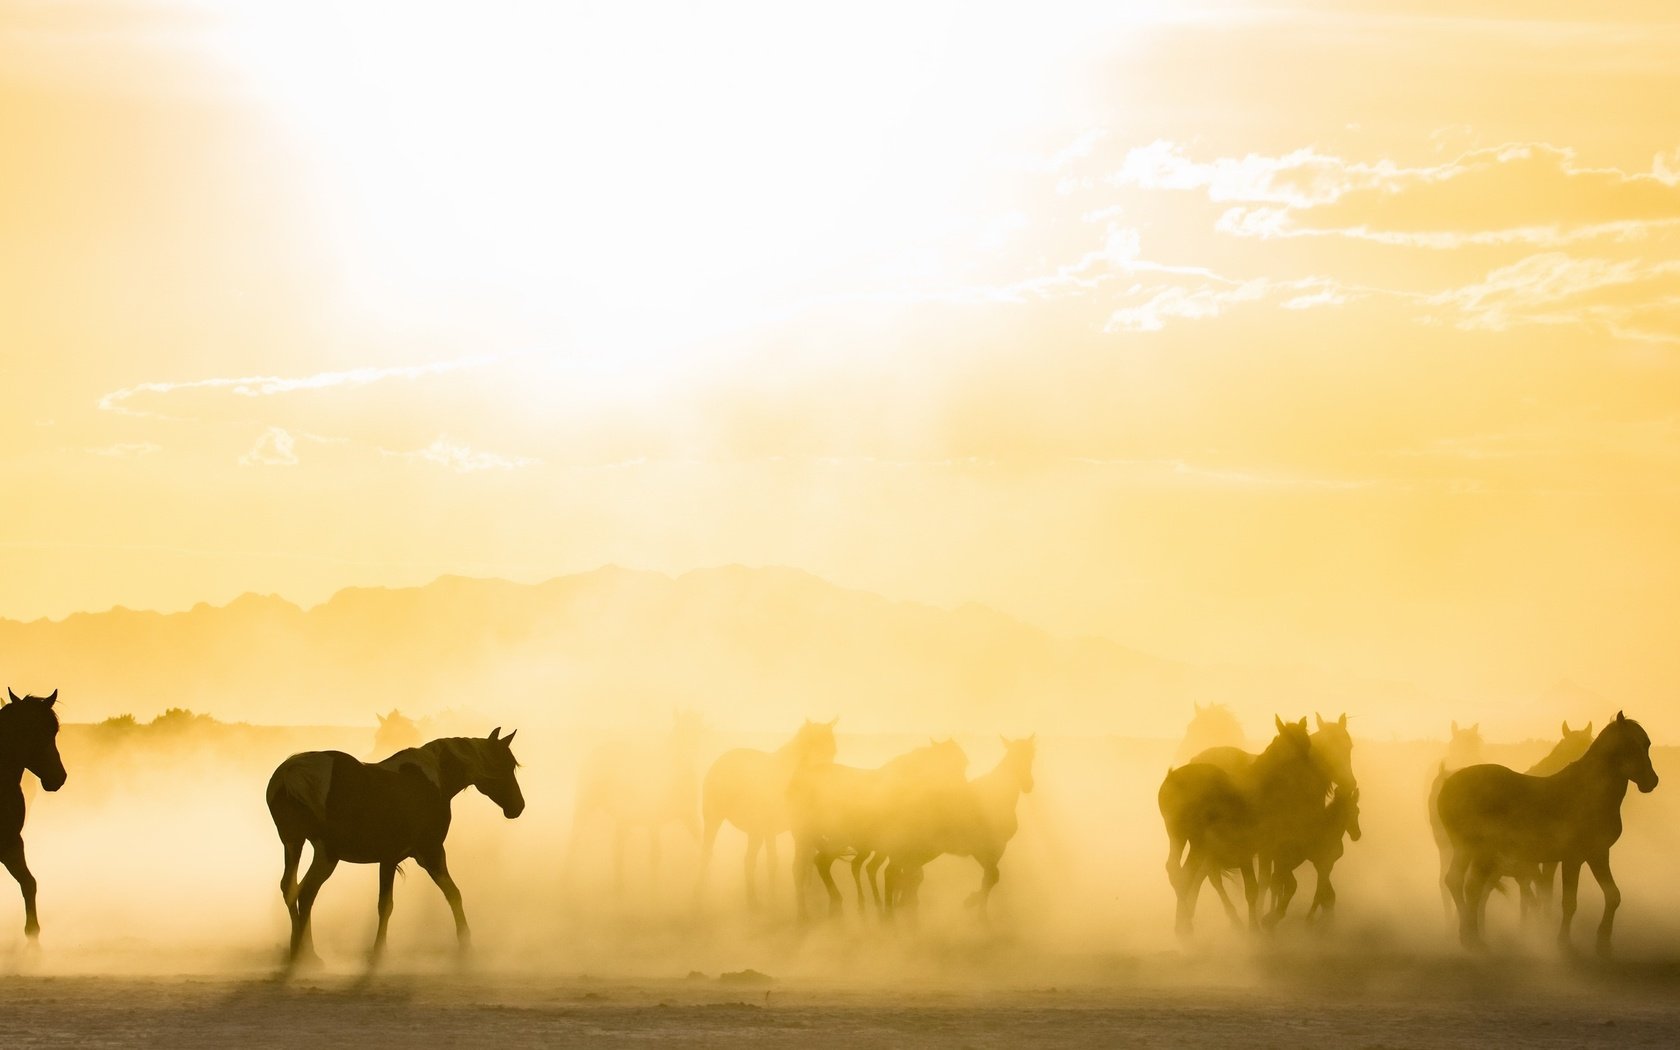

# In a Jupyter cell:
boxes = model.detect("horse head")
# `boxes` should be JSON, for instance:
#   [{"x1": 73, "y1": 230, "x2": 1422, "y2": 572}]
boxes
[
  {"x1": 1604, "y1": 712, "x2": 1658, "y2": 794},
  {"x1": 3, "y1": 689, "x2": 66, "y2": 791},
  {"x1": 475, "y1": 727, "x2": 526, "y2": 818},
  {"x1": 1338, "y1": 785, "x2": 1363, "y2": 842},
  {"x1": 1268, "y1": 715, "x2": 1312, "y2": 759},
  {"x1": 1311, "y1": 711, "x2": 1357, "y2": 791},
  {"x1": 1000, "y1": 734, "x2": 1037, "y2": 793},
  {"x1": 793, "y1": 718, "x2": 839, "y2": 767},
  {"x1": 1447, "y1": 720, "x2": 1483, "y2": 767}
]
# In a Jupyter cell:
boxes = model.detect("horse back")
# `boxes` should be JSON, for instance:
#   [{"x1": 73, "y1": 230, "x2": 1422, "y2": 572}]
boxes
[{"x1": 269, "y1": 750, "x2": 447, "y2": 862}]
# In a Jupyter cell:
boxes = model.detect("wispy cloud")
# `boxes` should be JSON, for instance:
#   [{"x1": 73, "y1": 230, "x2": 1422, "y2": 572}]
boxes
[
  {"x1": 380, "y1": 436, "x2": 540, "y2": 473},
  {"x1": 239, "y1": 427, "x2": 299, "y2": 467},
  {"x1": 87, "y1": 442, "x2": 161, "y2": 459},
  {"x1": 99, "y1": 354, "x2": 501, "y2": 419}
]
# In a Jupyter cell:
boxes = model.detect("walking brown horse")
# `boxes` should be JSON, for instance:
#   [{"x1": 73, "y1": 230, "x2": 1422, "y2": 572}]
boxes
[
  {"x1": 267, "y1": 728, "x2": 525, "y2": 968},
  {"x1": 1, "y1": 689, "x2": 67, "y2": 941},
  {"x1": 1439, "y1": 712, "x2": 1657, "y2": 957}
]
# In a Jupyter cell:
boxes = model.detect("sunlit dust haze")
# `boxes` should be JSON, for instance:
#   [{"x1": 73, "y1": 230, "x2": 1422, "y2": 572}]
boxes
[{"x1": 8, "y1": 1, "x2": 1680, "y2": 1032}]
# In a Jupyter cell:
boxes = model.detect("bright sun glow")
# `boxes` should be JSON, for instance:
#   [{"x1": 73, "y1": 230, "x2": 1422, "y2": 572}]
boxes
[{"x1": 209, "y1": 2, "x2": 1109, "y2": 368}]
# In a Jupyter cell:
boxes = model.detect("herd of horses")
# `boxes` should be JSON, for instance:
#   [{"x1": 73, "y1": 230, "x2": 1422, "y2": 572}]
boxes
[
  {"x1": 0, "y1": 686, "x2": 1663, "y2": 968},
  {"x1": 1162, "y1": 706, "x2": 1659, "y2": 958}
]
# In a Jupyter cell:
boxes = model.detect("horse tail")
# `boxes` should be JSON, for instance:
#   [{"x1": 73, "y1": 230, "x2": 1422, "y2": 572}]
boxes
[{"x1": 267, "y1": 752, "x2": 335, "y2": 827}]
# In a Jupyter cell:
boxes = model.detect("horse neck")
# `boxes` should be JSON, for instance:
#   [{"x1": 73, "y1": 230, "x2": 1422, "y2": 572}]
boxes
[
  {"x1": 422, "y1": 740, "x2": 474, "y2": 800},
  {"x1": 0, "y1": 713, "x2": 27, "y2": 781},
  {"x1": 972, "y1": 756, "x2": 1023, "y2": 812},
  {"x1": 1549, "y1": 739, "x2": 1628, "y2": 802}
]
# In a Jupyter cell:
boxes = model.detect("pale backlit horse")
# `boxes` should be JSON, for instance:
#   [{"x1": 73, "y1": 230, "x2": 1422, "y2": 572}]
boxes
[
  {"x1": 1428, "y1": 720, "x2": 1485, "y2": 916},
  {"x1": 697, "y1": 718, "x2": 837, "y2": 908},
  {"x1": 1439, "y1": 712, "x2": 1657, "y2": 957},
  {"x1": 789, "y1": 739, "x2": 969, "y2": 920},
  {"x1": 569, "y1": 710, "x2": 705, "y2": 893},
  {"x1": 875, "y1": 735, "x2": 1038, "y2": 920},
  {"x1": 267, "y1": 728, "x2": 525, "y2": 968},
  {"x1": 1160, "y1": 717, "x2": 1328, "y2": 937},
  {"x1": 371, "y1": 709, "x2": 423, "y2": 757},
  {"x1": 0, "y1": 689, "x2": 67, "y2": 942},
  {"x1": 1174, "y1": 703, "x2": 1246, "y2": 765}
]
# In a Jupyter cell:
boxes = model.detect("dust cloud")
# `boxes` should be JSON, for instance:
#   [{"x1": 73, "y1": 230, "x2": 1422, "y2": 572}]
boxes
[{"x1": 16, "y1": 699, "x2": 1680, "y2": 989}]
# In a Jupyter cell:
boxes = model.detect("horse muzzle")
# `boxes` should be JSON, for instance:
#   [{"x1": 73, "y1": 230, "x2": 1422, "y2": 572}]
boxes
[
  {"x1": 41, "y1": 772, "x2": 66, "y2": 792},
  {"x1": 502, "y1": 799, "x2": 526, "y2": 819},
  {"x1": 1637, "y1": 772, "x2": 1659, "y2": 793}
]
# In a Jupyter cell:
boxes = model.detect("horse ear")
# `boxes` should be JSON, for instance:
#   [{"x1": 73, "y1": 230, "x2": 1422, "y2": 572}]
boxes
[
  {"x1": 489, "y1": 726, "x2": 502, "y2": 741},
  {"x1": 45, "y1": 690, "x2": 57, "y2": 706},
  {"x1": 1316, "y1": 713, "x2": 1327, "y2": 729},
  {"x1": 1616, "y1": 711, "x2": 1625, "y2": 723},
  {"x1": 5, "y1": 688, "x2": 17, "y2": 704},
  {"x1": 502, "y1": 729, "x2": 517, "y2": 746},
  {"x1": 1338, "y1": 713, "x2": 1347, "y2": 728},
  {"x1": 1274, "y1": 715, "x2": 1286, "y2": 734},
  {"x1": 1561, "y1": 721, "x2": 1570, "y2": 736}
]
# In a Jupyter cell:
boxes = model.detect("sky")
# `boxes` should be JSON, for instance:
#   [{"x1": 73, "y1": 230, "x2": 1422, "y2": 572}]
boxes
[{"x1": 3, "y1": 1, "x2": 1680, "y2": 716}]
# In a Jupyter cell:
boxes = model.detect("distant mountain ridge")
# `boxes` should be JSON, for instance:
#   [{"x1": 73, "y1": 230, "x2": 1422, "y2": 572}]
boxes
[{"x1": 0, "y1": 565, "x2": 1416, "y2": 733}]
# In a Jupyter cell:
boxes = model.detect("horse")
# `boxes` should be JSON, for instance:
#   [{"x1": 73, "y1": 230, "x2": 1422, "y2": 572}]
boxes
[
  {"x1": 789, "y1": 739, "x2": 969, "y2": 920},
  {"x1": 1159, "y1": 716, "x2": 1327, "y2": 938},
  {"x1": 1266, "y1": 784, "x2": 1361, "y2": 927},
  {"x1": 874, "y1": 735, "x2": 1038, "y2": 920},
  {"x1": 1, "y1": 689, "x2": 67, "y2": 942},
  {"x1": 697, "y1": 718, "x2": 837, "y2": 909},
  {"x1": 1428, "y1": 720, "x2": 1592, "y2": 920},
  {"x1": 568, "y1": 710, "x2": 705, "y2": 893},
  {"x1": 266, "y1": 728, "x2": 524, "y2": 968},
  {"x1": 1428, "y1": 720, "x2": 1486, "y2": 916},
  {"x1": 1175, "y1": 703, "x2": 1246, "y2": 765},
  {"x1": 1174, "y1": 711, "x2": 1353, "y2": 905},
  {"x1": 1439, "y1": 712, "x2": 1657, "y2": 957},
  {"x1": 371, "y1": 709, "x2": 423, "y2": 757}
]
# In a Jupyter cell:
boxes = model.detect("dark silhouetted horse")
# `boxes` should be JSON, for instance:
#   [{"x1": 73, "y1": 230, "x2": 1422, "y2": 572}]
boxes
[
  {"x1": 1428, "y1": 720, "x2": 1484, "y2": 916},
  {"x1": 1159, "y1": 716, "x2": 1327, "y2": 937},
  {"x1": 267, "y1": 728, "x2": 524, "y2": 968},
  {"x1": 1440, "y1": 712, "x2": 1657, "y2": 957},
  {"x1": 1, "y1": 689, "x2": 67, "y2": 942},
  {"x1": 697, "y1": 718, "x2": 837, "y2": 909}
]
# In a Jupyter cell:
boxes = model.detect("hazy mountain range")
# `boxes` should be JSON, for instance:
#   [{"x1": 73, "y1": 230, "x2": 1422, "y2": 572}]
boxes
[{"x1": 0, "y1": 565, "x2": 1419, "y2": 733}]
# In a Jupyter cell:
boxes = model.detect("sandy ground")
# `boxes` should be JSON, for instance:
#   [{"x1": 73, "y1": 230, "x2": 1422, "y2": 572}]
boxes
[{"x1": 3, "y1": 952, "x2": 1679, "y2": 1048}]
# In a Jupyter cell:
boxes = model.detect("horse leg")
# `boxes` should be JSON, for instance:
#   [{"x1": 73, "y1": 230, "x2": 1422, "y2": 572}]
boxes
[
  {"x1": 815, "y1": 852, "x2": 843, "y2": 917},
  {"x1": 1538, "y1": 860, "x2": 1559, "y2": 915},
  {"x1": 1306, "y1": 859, "x2": 1335, "y2": 925},
  {"x1": 0, "y1": 840, "x2": 39, "y2": 941},
  {"x1": 850, "y1": 853, "x2": 870, "y2": 912},
  {"x1": 973, "y1": 857, "x2": 1001, "y2": 921},
  {"x1": 417, "y1": 848, "x2": 471, "y2": 954},
  {"x1": 1209, "y1": 869, "x2": 1242, "y2": 928},
  {"x1": 371, "y1": 861, "x2": 397, "y2": 964},
  {"x1": 866, "y1": 853, "x2": 886, "y2": 910},
  {"x1": 1264, "y1": 863, "x2": 1297, "y2": 930},
  {"x1": 278, "y1": 836, "x2": 304, "y2": 921},
  {"x1": 1239, "y1": 859, "x2": 1261, "y2": 932},
  {"x1": 764, "y1": 833, "x2": 781, "y2": 907},
  {"x1": 1444, "y1": 850, "x2": 1473, "y2": 948},
  {"x1": 1586, "y1": 854, "x2": 1620, "y2": 959},
  {"x1": 1461, "y1": 859, "x2": 1493, "y2": 952},
  {"x1": 1165, "y1": 832, "x2": 1186, "y2": 892},
  {"x1": 1556, "y1": 859, "x2": 1582, "y2": 954},
  {"x1": 289, "y1": 847, "x2": 339, "y2": 967},
  {"x1": 1174, "y1": 847, "x2": 1204, "y2": 939},
  {"x1": 742, "y1": 833, "x2": 763, "y2": 909}
]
